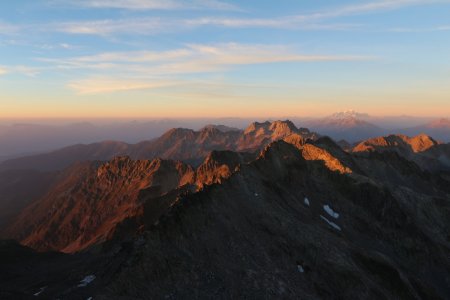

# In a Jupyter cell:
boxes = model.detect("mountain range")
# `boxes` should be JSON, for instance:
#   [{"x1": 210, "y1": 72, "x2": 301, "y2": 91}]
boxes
[
  {"x1": 0, "y1": 120, "x2": 449, "y2": 299},
  {"x1": 1, "y1": 113, "x2": 450, "y2": 159},
  {"x1": 303, "y1": 110, "x2": 450, "y2": 143}
]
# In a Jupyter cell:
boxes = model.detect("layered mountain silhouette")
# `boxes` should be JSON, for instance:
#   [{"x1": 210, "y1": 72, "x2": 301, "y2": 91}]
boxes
[
  {"x1": 402, "y1": 118, "x2": 450, "y2": 142},
  {"x1": 1, "y1": 120, "x2": 450, "y2": 299},
  {"x1": 352, "y1": 133, "x2": 450, "y2": 171},
  {"x1": 0, "y1": 120, "x2": 316, "y2": 172},
  {"x1": 304, "y1": 110, "x2": 385, "y2": 142}
]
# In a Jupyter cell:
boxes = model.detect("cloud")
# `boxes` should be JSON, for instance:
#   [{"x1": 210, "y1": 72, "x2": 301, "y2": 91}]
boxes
[
  {"x1": 294, "y1": 0, "x2": 450, "y2": 22},
  {"x1": 68, "y1": 78, "x2": 177, "y2": 94},
  {"x1": 0, "y1": 22, "x2": 20, "y2": 35},
  {"x1": 185, "y1": 17, "x2": 360, "y2": 30},
  {"x1": 53, "y1": 18, "x2": 360, "y2": 36},
  {"x1": 48, "y1": 0, "x2": 450, "y2": 36},
  {"x1": 13, "y1": 66, "x2": 41, "y2": 77},
  {"x1": 54, "y1": 18, "x2": 167, "y2": 35},
  {"x1": 387, "y1": 24, "x2": 450, "y2": 32},
  {"x1": 41, "y1": 43, "x2": 372, "y2": 76},
  {"x1": 0, "y1": 65, "x2": 40, "y2": 77},
  {"x1": 0, "y1": 67, "x2": 8, "y2": 76},
  {"x1": 48, "y1": 43, "x2": 373, "y2": 94},
  {"x1": 436, "y1": 25, "x2": 450, "y2": 31},
  {"x1": 61, "y1": 0, "x2": 238, "y2": 11}
]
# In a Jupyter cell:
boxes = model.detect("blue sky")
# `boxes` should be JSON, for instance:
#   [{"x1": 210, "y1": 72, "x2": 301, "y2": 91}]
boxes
[{"x1": 0, "y1": 0, "x2": 449, "y2": 118}]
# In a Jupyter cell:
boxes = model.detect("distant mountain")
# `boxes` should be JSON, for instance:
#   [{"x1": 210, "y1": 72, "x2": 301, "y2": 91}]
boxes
[
  {"x1": 400, "y1": 118, "x2": 450, "y2": 142},
  {"x1": 0, "y1": 118, "x2": 255, "y2": 158},
  {"x1": 352, "y1": 133, "x2": 450, "y2": 171},
  {"x1": 0, "y1": 120, "x2": 318, "y2": 171},
  {"x1": 303, "y1": 111, "x2": 385, "y2": 142},
  {"x1": 0, "y1": 141, "x2": 130, "y2": 171},
  {"x1": 329, "y1": 110, "x2": 370, "y2": 120},
  {"x1": 353, "y1": 133, "x2": 440, "y2": 154}
]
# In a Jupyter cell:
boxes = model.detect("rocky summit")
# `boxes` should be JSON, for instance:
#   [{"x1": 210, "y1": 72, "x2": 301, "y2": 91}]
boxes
[{"x1": 0, "y1": 121, "x2": 449, "y2": 299}]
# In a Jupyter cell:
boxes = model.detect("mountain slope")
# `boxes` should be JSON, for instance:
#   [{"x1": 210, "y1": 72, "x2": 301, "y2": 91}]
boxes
[
  {"x1": 4, "y1": 157, "x2": 196, "y2": 253},
  {"x1": 0, "y1": 169, "x2": 57, "y2": 229},
  {"x1": 93, "y1": 141, "x2": 450, "y2": 299}
]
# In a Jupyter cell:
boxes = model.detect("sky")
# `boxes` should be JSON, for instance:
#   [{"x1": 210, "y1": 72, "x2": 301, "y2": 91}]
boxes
[{"x1": 0, "y1": 0, "x2": 449, "y2": 119}]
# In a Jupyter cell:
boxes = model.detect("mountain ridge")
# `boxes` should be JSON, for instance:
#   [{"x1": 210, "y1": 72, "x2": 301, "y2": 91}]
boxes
[{"x1": 1, "y1": 120, "x2": 450, "y2": 298}]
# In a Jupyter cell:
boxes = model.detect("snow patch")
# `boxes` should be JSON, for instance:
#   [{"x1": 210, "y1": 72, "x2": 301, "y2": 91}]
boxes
[
  {"x1": 297, "y1": 265, "x2": 305, "y2": 273},
  {"x1": 323, "y1": 204, "x2": 339, "y2": 219},
  {"x1": 304, "y1": 197, "x2": 310, "y2": 206},
  {"x1": 78, "y1": 275, "x2": 96, "y2": 287},
  {"x1": 320, "y1": 215, "x2": 341, "y2": 231},
  {"x1": 254, "y1": 193, "x2": 259, "y2": 197},
  {"x1": 87, "y1": 297, "x2": 93, "y2": 300},
  {"x1": 33, "y1": 286, "x2": 46, "y2": 296}
]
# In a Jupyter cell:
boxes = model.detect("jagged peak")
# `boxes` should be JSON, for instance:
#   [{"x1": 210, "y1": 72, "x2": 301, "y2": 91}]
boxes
[
  {"x1": 353, "y1": 133, "x2": 438, "y2": 153},
  {"x1": 409, "y1": 133, "x2": 439, "y2": 152},
  {"x1": 269, "y1": 120, "x2": 298, "y2": 133},
  {"x1": 244, "y1": 121, "x2": 271, "y2": 134},
  {"x1": 198, "y1": 126, "x2": 222, "y2": 140},
  {"x1": 201, "y1": 124, "x2": 241, "y2": 133},
  {"x1": 161, "y1": 127, "x2": 196, "y2": 139},
  {"x1": 244, "y1": 120, "x2": 298, "y2": 136}
]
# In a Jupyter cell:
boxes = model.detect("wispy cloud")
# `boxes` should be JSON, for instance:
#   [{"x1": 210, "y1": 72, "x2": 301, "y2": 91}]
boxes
[
  {"x1": 53, "y1": 18, "x2": 360, "y2": 36},
  {"x1": 60, "y1": 0, "x2": 238, "y2": 11},
  {"x1": 50, "y1": 43, "x2": 373, "y2": 94},
  {"x1": 48, "y1": 0, "x2": 450, "y2": 36},
  {"x1": 387, "y1": 24, "x2": 450, "y2": 32},
  {"x1": 41, "y1": 43, "x2": 371, "y2": 75},
  {"x1": 54, "y1": 18, "x2": 167, "y2": 35},
  {"x1": 436, "y1": 25, "x2": 450, "y2": 30},
  {"x1": 0, "y1": 67, "x2": 8, "y2": 76},
  {"x1": 297, "y1": 0, "x2": 450, "y2": 20},
  {"x1": 68, "y1": 78, "x2": 177, "y2": 94},
  {"x1": 0, "y1": 65, "x2": 40, "y2": 77},
  {"x1": 0, "y1": 22, "x2": 20, "y2": 35}
]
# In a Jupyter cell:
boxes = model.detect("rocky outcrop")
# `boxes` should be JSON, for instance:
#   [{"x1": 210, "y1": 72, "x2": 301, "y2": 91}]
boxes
[
  {"x1": 195, "y1": 150, "x2": 254, "y2": 188},
  {"x1": 238, "y1": 120, "x2": 316, "y2": 151}
]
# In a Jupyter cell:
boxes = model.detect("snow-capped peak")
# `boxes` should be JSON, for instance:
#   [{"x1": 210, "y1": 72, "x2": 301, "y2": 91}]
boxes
[{"x1": 329, "y1": 110, "x2": 370, "y2": 120}]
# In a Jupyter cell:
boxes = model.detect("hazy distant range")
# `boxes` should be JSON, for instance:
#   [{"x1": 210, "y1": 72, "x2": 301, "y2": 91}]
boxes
[{"x1": 0, "y1": 112, "x2": 449, "y2": 159}]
